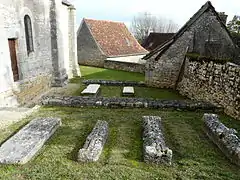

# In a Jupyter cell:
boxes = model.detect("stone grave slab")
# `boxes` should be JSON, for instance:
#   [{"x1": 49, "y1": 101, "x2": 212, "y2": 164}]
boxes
[
  {"x1": 122, "y1": 86, "x2": 134, "y2": 96},
  {"x1": 0, "y1": 117, "x2": 61, "y2": 164},
  {"x1": 78, "y1": 120, "x2": 108, "y2": 162},
  {"x1": 81, "y1": 84, "x2": 100, "y2": 96},
  {"x1": 143, "y1": 116, "x2": 172, "y2": 165}
]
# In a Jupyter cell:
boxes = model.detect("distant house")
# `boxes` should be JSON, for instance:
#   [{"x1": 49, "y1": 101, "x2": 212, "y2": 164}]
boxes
[
  {"x1": 142, "y1": 33, "x2": 175, "y2": 51},
  {"x1": 143, "y1": 1, "x2": 238, "y2": 88},
  {"x1": 77, "y1": 18, "x2": 148, "y2": 67}
]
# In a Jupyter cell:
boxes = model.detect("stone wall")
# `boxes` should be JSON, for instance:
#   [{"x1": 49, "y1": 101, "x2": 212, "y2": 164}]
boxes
[
  {"x1": 145, "y1": 9, "x2": 236, "y2": 88},
  {"x1": 41, "y1": 95, "x2": 221, "y2": 111},
  {"x1": 82, "y1": 80, "x2": 146, "y2": 87},
  {"x1": 178, "y1": 59, "x2": 240, "y2": 120},
  {"x1": 104, "y1": 60, "x2": 145, "y2": 73},
  {"x1": 13, "y1": 74, "x2": 52, "y2": 105},
  {"x1": 77, "y1": 21, "x2": 106, "y2": 67}
]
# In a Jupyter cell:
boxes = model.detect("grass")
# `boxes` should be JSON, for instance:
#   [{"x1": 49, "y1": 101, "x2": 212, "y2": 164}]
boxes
[
  {"x1": 0, "y1": 107, "x2": 240, "y2": 179},
  {"x1": 70, "y1": 66, "x2": 185, "y2": 99},
  {"x1": 70, "y1": 66, "x2": 145, "y2": 83}
]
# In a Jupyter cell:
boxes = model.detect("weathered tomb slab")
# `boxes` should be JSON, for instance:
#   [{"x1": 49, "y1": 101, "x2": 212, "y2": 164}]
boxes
[
  {"x1": 142, "y1": 116, "x2": 172, "y2": 165},
  {"x1": 203, "y1": 113, "x2": 240, "y2": 166},
  {"x1": 78, "y1": 120, "x2": 108, "y2": 162},
  {"x1": 0, "y1": 117, "x2": 61, "y2": 164},
  {"x1": 122, "y1": 86, "x2": 134, "y2": 96},
  {"x1": 81, "y1": 84, "x2": 100, "y2": 96}
]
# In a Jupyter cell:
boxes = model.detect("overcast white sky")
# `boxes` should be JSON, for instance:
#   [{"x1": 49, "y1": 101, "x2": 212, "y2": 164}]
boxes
[{"x1": 69, "y1": 0, "x2": 239, "y2": 28}]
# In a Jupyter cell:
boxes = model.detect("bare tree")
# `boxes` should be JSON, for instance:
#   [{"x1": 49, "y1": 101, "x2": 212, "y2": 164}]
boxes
[{"x1": 130, "y1": 12, "x2": 179, "y2": 43}]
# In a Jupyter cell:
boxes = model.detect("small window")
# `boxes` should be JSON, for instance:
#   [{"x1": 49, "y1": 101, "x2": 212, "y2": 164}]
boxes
[{"x1": 24, "y1": 15, "x2": 34, "y2": 54}]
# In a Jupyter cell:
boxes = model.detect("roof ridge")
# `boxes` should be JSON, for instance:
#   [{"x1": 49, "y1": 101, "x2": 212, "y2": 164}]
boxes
[
  {"x1": 84, "y1": 18, "x2": 125, "y2": 25},
  {"x1": 143, "y1": 1, "x2": 215, "y2": 60}
]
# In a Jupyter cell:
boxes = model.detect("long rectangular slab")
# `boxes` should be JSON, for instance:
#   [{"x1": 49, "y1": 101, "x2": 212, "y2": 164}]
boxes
[
  {"x1": 81, "y1": 84, "x2": 100, "y2": 96},
  {"x1": 0, "y1": 117, "x2": 61, "y2": 164}
]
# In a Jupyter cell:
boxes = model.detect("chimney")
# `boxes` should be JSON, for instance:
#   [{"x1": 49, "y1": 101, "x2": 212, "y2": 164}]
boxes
[{"x1": 218, "y1": 12, "x2": 228, "y2": 25}]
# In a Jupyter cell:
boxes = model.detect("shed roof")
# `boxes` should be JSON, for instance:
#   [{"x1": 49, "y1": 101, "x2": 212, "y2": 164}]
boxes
[
  {"x1": 83, "y1": 18, "x2": 148, "y2": 57},
  {"x1": 142, "y1": 33, "x2": 175, "y2": 51}
]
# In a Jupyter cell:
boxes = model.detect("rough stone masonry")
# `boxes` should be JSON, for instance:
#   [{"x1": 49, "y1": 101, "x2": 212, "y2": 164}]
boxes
[
  {"x1": 178, "y1": 61, "x2": 240, "y2": 120},
  {"x1": 203, "y1": 113, "x2": 240, "y2": 166},
  {"x1": 142, "y1": 116, "x2": 172, "y2": 165},
  {"x1": 78, "y1": 120, "x2": 108, "y2": 162},
  {"x1": 0, "y1": 117, "x2": 61, "y2": 164}
]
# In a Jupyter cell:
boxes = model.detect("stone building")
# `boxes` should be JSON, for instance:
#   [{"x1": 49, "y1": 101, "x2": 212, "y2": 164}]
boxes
[
  {"x1": 143, "y1": 1, "x2": 238, "y2": 88},
  {"x1": 0, "y1": 0, "x2": 80, "y2": 107},
  {"x1": 77, "y1": 18, "x2": 148, "y2": 67}
]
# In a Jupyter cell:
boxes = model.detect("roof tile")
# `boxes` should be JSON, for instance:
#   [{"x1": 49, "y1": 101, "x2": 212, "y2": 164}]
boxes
[{"x1": 84, "y1": 18, "x2": 148, "y2": 57}]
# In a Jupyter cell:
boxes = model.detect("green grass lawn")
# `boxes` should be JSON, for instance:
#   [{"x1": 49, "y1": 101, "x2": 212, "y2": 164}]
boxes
[
  {"x1": 0, "y1": 107, "x2": 239, "y2": 179},
  {"x1": 70, "y1": 66, "x2": 185, "y2": 99},
  {"x1": 70, "y1": 66, "x2": 145, "y2": 83}
]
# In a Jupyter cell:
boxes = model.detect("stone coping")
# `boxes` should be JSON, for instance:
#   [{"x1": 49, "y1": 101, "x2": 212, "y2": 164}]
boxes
[
  {"x1": 41, "y1": 96, "x2": 222, "y2": 111},
  {"x1": 82, "y1": 80, "x2": 146, "y2": 87}
]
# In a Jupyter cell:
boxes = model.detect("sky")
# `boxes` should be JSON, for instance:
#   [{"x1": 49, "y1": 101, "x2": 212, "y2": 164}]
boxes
[{"x1": 69, "y1": 0, "x2": 239, "y2": 29}]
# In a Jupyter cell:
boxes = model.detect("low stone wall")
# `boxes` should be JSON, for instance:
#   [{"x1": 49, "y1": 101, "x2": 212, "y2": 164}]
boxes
[
  {"x1": 78, "y1": 120, "x2": 108, "y2": 162},
  {"x1": 203, "y1": 113, "x2": 240, "y2": 166},
  {"x1": 82, "y1": 80, "x2": 146, "y2": 87},
  {"x1": 104, "y1": 60, "x2": 145, "y2": 73},
  {"x1": 41, "y1": 96, "x2": 221, "y2": 111},
  {"x1": 178, "y1": 60, "x2": 240, "y2": 120},
  {"x1": 13, "y1": 75, "x2": 52, "y2": 105},
  {"x1": 142, "y1": 116, "x2": 172, "y2": 165},
  {"x1": 79, "y1": 58, "x2": 105, "y2": 68}
]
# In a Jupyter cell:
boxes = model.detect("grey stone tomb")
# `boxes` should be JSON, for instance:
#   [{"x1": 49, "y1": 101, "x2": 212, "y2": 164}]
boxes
[
  {"x1": 0, "y1": 117, "x2": 61, "y2": 164},
  {"x1": 78, "y1": 120, "x2": 108, "y2": 162},
  {"x1": 142, "y1": 116, "x2": 172, "y2": 165},
  {"x1": 81, "y1": 84, "x2": 100, "y2": 96},
  {"x1": 203, "y1": 113, "x2": 240, "y2": 166},
  {"x1": 122, "y1": 86, "x2": 134, "y2": 96}
]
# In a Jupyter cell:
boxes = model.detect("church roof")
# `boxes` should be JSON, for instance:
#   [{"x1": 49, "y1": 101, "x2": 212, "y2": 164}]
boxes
[{"x1": 83, "y1": 18, "x2": 148, "y2": 57}]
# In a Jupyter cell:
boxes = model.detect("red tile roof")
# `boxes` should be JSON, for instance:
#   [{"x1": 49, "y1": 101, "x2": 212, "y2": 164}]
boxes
[{"x1": 84, "y1": 18, "x2": 148, "y2": 57}]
